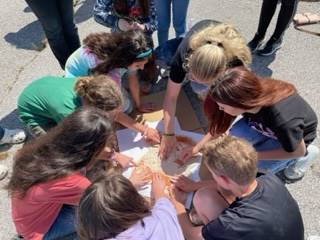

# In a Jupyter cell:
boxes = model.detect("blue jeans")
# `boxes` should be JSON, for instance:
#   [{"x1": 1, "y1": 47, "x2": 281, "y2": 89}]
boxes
[
  {"x1": 230, "y1": 118, "x2": 296, "y2": 173},
  {"x1": 154, "y1": 37, "x2": 183, "y2": 66},
  {"x1": 26, "y1": 0, "x2": 80, "y2": 69},
  {"x1": 155, "y1": 0, "x2": 190, "y2": 45},
  {"x1": 44, "y1": 205, "x2": 78, "y2": 240},
  {"x1": 0, "y1": 126, "x2": 4, "y2": 140}
]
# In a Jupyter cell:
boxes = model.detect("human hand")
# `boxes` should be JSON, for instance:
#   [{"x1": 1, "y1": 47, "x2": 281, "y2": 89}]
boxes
[
  {"x1": 143, "y1": 127, "x2": 161, "y2": 144},
  {"x1": 170, "y1": 185, "x2": 188, "y2": 205},
  {"x1": 113, "y1": 152, "x2": 136, "y2": 168},
  {"x1": 137, "y1": 102, "x2": 155, "y2": 113},
  {"x1": 171, "y1": 175, "x2": 199, "y2": 193},
  {"x1": 159, "y1": 135, "x2": 177, "y2": 160},
  {"x1": 132, "y1": 22, "x2": 146, "y2": 31},
  {"x1": 118, "y1": 18, "x2": 133, "y2": 31},
  {"x1": 151, "y1": 172, "x2": 167, "y2": 200},
  {"x1": 178, "y1": 146, "x2": 198, "y2": 164},
  {"x1": 130, "y1": 167, "x2": 152, "y2": 189}
]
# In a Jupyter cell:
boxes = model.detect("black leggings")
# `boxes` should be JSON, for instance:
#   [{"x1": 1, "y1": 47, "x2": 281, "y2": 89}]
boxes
[
  {"x1": 256, "y1": 0, "x2": 299, "y2": 40},
  {"x1": 26, "y1": 0, "x2": 80, "y2": 68}
]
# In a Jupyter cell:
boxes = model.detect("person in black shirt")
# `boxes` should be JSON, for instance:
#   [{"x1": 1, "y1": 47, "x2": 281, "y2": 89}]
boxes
[
  {"x1": 159, "y1": 20, "x2": 251, "y2": 161},
  {"x1": 180, "y1": 67, "x2": 318, "y2": 181},
  {"x1": 172, "y1": 135, "x2": 304, "y2": 240}
]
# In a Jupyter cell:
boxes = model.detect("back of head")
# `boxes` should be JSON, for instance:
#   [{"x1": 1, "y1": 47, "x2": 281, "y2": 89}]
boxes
[
  {"x1": 78, "y1": 173, "x2": 151, "y2": 239},
  {"x1": 202, "y1": 135, "x2": 258, "y2": 186},
  {"x1": 90, "y1": 30, "x2": 153, "y2": 74},
  {"x1": 75, "y1": 75, "x2": 123, "y2": 111},
  {"x1": 204, "y1": 67, "x2": 297, "y2": 135},
  {"x1": 7, "y1": 107, "x2": 115, "y2": 197},
  {"x1": 209, "y1": 67, "x2": 297, "y2": 109},
  {"x1": 188, "y1": 23, "x2": 251, "y2": 83}
]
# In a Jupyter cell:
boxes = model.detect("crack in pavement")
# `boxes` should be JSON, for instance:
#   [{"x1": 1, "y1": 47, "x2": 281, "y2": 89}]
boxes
[{"x1": 0, "y1": 53, "x2": 41, "y2": 106}]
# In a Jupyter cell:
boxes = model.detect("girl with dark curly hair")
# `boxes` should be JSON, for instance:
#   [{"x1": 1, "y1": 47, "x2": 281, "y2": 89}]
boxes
[{"x1": 65, "y1": 30, "x2": 154, "y2": 113}]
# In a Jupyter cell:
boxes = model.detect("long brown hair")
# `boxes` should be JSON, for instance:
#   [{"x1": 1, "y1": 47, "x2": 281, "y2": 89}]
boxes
[
  {"x1": 7, "y1": 107, "x2": 115, "y2": 197},
  {"x1": 77, "y1": 173, "x2": 151, "y2": 239},
  {"x1": 204, "y1": 67, "x2": 297, "y2": 135},
  {"x1": 83, "y1": 30, "x2": 152, "y2": 75}
]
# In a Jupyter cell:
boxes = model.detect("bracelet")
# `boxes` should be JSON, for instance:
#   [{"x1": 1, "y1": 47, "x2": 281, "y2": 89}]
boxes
[{"x1": 162, "y1": 133, "x2": 175, "y2": 137}]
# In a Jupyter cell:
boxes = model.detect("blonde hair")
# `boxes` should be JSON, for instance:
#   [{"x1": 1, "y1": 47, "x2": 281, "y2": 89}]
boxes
[
  {"x1": 202, "y1": 135, "x2": 257, "y2": 185},
  {"x1": 75, "y1": 75, "x2": 123, "y2": 111},
  {"x1": 188, "y1": 23, "x2": 251, "y2": 83}
]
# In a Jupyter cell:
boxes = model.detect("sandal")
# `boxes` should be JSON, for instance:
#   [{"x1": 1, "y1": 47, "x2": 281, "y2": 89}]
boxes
[
  {"x1": 0, "y1": 164, "x2": 8, "y2": 180},
  {"x1": 0, "y1": 128, "x2": 26, "y2": 145},
  {"x1": 294, "y1": 12, "x2": 320, "y2": 25}
]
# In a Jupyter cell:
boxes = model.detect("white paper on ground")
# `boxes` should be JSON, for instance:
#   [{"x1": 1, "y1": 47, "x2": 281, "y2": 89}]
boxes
[{"x1": 116, "y1": 119, "x2": 204, "y2": 209}]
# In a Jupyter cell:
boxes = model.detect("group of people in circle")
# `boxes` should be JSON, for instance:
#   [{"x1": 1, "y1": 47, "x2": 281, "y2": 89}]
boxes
[{"x1": 0, "y1": 0, "x2": 317, "y2": 239}]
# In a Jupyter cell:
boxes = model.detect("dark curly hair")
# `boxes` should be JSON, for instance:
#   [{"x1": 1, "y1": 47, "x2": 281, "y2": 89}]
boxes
[{"x1": 83, "y1": 30, "x2": 153, "y2": 75}]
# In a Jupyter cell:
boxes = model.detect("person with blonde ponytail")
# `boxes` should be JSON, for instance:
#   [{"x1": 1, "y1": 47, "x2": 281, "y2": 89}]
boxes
[
  {"x1": 160, "y1": 19, "x2": 251, "y2": 160},
  {"x1": 17, "y1": 75, "x2": 160, "y2": 145},
  {"x1": 179, "y1": 67, "x2": 318, "y2": 182}
]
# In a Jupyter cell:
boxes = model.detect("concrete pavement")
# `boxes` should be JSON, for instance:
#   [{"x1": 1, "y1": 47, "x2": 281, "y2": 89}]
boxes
[{"x1": 0, "y1": 0, "x2": 319, "y2": 238}]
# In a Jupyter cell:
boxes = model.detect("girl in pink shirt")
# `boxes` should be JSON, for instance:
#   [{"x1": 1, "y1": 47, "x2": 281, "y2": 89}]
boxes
[
  {"x1": 78, "y1": 173, "x2": 185, "y2": 240},
  {"x1": 7, "y1": 107, "x2": 116, "y2": 240}
]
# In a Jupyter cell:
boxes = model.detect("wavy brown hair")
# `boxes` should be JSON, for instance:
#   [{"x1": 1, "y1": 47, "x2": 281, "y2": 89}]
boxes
[
  {"x1": 78, "y1": 173, "x2": 151, "y2": 239},
  {"x1": 83, "y1": 30, "x2": 152, "y2": 75},
  {"x1": 75, "y1": 75, "x2": 123, "y2": 111},
  {"x1": 204, "y1": 67, "x2": 297, "y2": 135},
  {"x1": 7, "y1": 107, "x2": 115, "y2": 197}
]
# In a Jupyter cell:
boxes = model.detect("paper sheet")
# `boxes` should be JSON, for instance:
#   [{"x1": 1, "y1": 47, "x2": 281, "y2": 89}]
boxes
[{"x1": 116, "y1": 119, "x2": 204, "y2": 209}]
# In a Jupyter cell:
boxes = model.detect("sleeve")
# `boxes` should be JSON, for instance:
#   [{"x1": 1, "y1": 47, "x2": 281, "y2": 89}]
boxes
[
  {"x1": 202, "y1": 218, "x2": 234, "y2": 240},
  {"x1": 169, "y1": 50, "x2": 186, "y2": 84},
  {"x1": 32, "y1": 174, "x2": 91, "y2": 205},
  {"x1": 152, "y1": 197, "x2": 184, "y2": 238},
  {"x1": 144, "y1": 0, "x2": 158, "y2": 34},
  {"x1": 273, "y1": 119, "x2": 305, "y2": 152},
  {"x1": 93, "y1": 0, "x2": 119, "y2": 28}
]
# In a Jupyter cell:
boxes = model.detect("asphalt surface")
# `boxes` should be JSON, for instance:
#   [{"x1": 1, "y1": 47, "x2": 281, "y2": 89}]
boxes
[{"x1": 0, "y1": 0, "x2": 319, "y2": 239}]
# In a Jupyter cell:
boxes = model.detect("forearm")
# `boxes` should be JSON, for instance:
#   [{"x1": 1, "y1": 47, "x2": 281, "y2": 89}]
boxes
[
  {"x1": 174, "y1": 201, "x2": 203, "y2": 240},
  {"x1": 194, "y1": 132, "x2": 214, "y2": 153},
  {"x1": 115, "y1": 112, "x2": 145, "y2": 133},
  {"x1": 163, "y1": 94, "x2": 178, "y2": 134},
  {"x1": 128, "y1": 74, "x2": 141, "y2": 108}
]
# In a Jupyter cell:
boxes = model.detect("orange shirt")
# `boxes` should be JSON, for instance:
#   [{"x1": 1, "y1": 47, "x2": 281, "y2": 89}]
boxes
[{"x1": 11, "y1": 173, "x2": 90, "y2": 240}]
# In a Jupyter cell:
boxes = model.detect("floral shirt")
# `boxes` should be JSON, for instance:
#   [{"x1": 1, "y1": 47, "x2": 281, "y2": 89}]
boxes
[{"x1": 93, "y1": 0, "x2": 157, "y2": 34}]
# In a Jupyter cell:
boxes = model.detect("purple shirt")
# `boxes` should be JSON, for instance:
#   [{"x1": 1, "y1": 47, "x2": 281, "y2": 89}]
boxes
[{"x1": 110, "y1": 197, "x2": 184, "y2": 240}]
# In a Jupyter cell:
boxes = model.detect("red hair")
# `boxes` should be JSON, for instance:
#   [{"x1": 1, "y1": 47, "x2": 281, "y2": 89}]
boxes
[{"x1": 204, "y1": 67, "x2": 297, "y2": 135}]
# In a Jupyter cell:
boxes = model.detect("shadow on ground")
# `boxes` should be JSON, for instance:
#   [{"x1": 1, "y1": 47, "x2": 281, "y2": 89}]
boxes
[
  {"x1": 250, "y1": 54, "x2": 275, "y2": 77},
  {"x1": 4, "y1": 0, "x2": 94, "y2": 51}
]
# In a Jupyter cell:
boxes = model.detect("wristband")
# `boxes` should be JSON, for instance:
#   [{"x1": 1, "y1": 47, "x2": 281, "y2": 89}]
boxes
[{"x1": 162, "y1": 133, "x2": 175, "y2": 137}]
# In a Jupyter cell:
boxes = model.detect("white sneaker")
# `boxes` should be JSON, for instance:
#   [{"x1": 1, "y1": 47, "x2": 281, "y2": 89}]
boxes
[
  {"x1": 0, "y1": 164, "x2": 8, "y2": 180},
  {"x1": 0, "y1": 128, "x2": 26, "y2": 145},
  {"x1": 284, "y1": 145, "x2": 319, "y2": 180},
  {"x1": 307, "y1": 236, "x2": 320, "y2": 240}
]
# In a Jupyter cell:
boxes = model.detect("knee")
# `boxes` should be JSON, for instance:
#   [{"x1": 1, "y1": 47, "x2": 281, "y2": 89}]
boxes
[
  {"x1": 193, "y1": 187, "x2": 229, "y2": 221},
  {"x1": 41, "y1": 20, "x2": 64, "y2": 39}
]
